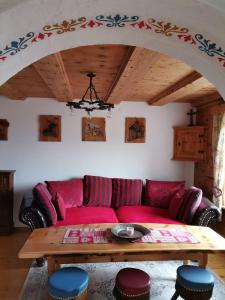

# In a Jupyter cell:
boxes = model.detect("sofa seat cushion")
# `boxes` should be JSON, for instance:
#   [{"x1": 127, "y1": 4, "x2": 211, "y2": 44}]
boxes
[
  {"x1": 55, "y1": 207, "x2": 119, "y2": 227},
  {"x1": 116, "y1": 205, "x2": 183, "y2": 225}
]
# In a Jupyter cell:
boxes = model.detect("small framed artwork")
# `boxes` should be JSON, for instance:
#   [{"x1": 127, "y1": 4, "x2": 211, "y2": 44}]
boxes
[
  {"x1": 125, "y1": 117, "x2": 146, "y2": 143},
  {"x1": 82, "y1": 117, "x2": 106, "y2": 142},
  {"x1": 0, "y1": 119, "x2": 9, "y2": 141},
  {"x1": 39, "y1": 115, "x2": 61, "y2": 142}
]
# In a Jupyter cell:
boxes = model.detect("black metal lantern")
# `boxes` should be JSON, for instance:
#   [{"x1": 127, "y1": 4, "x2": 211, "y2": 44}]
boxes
[{"x1": 66, "y1": 72, "x2": 114, "y2": 115}]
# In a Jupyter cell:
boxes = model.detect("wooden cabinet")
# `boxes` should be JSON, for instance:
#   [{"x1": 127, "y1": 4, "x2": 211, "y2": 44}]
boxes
[
  {"x1": 173, "y1": 126, "x2": 206, "y2": 161},
  {"x1": 0, "y1": 170, "x2": 15, "y2": 234}
]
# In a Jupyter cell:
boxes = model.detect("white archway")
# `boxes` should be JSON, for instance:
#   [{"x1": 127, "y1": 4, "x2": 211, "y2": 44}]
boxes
[{"x1": 0, "y1": 0, "x2": 225, "y2": 98}]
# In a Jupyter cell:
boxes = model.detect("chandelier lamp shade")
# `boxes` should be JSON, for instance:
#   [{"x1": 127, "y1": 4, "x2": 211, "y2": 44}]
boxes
[{"x1": 66, "y1": 72, "x2": 114, "y2": 115}]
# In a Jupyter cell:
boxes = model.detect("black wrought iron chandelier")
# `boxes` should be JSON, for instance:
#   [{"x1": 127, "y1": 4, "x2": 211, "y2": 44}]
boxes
[{"x1": 66, "y1": 72, "x2": 114, "y2": 115}]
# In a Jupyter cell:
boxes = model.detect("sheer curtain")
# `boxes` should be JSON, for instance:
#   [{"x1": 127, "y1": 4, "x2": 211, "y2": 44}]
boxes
[{"x1": 212, "y1": 112, "x2": 225, "y2": 210}]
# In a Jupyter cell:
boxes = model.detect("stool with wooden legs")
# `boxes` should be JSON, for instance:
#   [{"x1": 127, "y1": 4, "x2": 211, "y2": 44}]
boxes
[
  {"x1": 171, "y1": 265, "x2": 214, "y2": 300},
  {"x1": 47, "y1": 267, "x2": 88, "y2": 299},
  {"x1": 113, "y1": 268, "x2": 151, "y2": 300}
]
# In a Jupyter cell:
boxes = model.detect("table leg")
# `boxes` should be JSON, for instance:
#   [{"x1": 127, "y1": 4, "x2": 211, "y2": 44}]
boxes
[
  {"x1": 47, "y1": 256, "x2": 57, "y2": 276},
  {"x1": 199, "y1": 253, "x2": 208, "y2": 268}
]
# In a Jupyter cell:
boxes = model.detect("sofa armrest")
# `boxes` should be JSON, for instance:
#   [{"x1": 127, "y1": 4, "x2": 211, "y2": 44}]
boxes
[
  {"x1": 193, "y1": 197, "x2": 221, "y2": 227},
  {"x1": 19, "y1": 192, "x2": 47, "y2": 230}
]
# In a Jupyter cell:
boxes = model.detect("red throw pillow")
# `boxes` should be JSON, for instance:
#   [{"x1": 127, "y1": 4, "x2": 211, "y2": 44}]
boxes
[
  {"x1": 178, "y1": 187, "x2": 202, "y2": 224},
  {"x1": 144, "y1": 180, "x2": 185, "y2": 208},
  {"x1": 33, "y1": 183, "x2": 57, "y2": 225},
  {"x1": 169, "y1": 192, "x2": 185, "y2": 220},
  {"x1": 46, "y1": 179, "x2": 83, "y2": 208},
  {"x1": 54, "y1": 192, "x2": 66, "y2": 220},
  {"x1": 112, "y1": 178, "x2": 143, "y2": 209},
  {"x1": 83, "y1": 175, "x2": 112, "y2": 207}
]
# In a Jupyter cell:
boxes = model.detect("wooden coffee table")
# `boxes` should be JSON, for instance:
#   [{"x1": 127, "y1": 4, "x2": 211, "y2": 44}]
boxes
[{"x1": 19, "y1": 223, "x2": 225, "y2": 275}]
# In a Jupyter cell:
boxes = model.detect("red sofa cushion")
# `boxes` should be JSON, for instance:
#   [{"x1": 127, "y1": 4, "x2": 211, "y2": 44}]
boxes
[
  {"x1": 33, "y1": 183, "x2": 57, "y2": 225},
  {"x1": 169, "y1": 192, "x2": 185, "y2": 220},
  {"x1": 46, "y1": 179, "x2": 83, "y2": 208},
  {"x1": 178, "y1": 187, "x2": 202, "y2": 223},
  {"x1": 55, "y1": 207, "x2": 119, "y2": 227},
  {"x1": 54, "y1": 192, "x2": 66, "y2": 220},
  {"x1": 83, "y1": 175, "x2": 112, "y2": 207},
  {"x1": 144, "y1": 180, "x2": 185, "y2": 208},
  {"x1": 116, "y1": 205, "x2": 183, "y2": 225},
  {"x1": 112, "y1": 178, "x2": 143, "y2": 209}
]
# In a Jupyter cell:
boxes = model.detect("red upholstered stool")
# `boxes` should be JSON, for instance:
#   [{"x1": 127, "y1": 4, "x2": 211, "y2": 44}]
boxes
[{"x1": 113, "y1": 268, "x2": 151, "y2": 300}]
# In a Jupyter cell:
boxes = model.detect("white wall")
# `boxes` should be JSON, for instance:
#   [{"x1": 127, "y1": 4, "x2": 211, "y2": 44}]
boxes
[{"x1": 0, "y1": 97, "x2": 194, "y2": 226}]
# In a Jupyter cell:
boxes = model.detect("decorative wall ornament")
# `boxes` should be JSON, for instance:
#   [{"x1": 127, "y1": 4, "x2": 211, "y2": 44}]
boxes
[
  {"x1": 82, "y1": 117, "x2": 106, "y2": 142},
  {"x1": 125, "y1": 117, "x2": 146, "y2": 143},
  {"x1": 95, "y1": 14, "x2": 139, "y2": 27},
  {"x1": 195, "y1": 34, "x2": 225, "y2": 58},
  {"x1": 43, "y1": 18, "x2": 87, "y2": 34},
  {"x1": 177, "y1": 34, "x2": 196, "y2": 45},
  {"x1": 0, "y1": 32, "x2": 35, "y2": 57},
  {"x1": 0, "y1": 13, "x2": 225, "y2": 70},
  {"x1": 148, "y1": 18, "x2": 188, "y2": 37},
  {"x1": 0, "y1": 119, "x2": 9, "y2": 141},
  {"x1": 31, "y1": 32, "x2": 52, "y2": 43},
  {"x1": 39, "y1": 115, "x2": 61, "y2": 142}
]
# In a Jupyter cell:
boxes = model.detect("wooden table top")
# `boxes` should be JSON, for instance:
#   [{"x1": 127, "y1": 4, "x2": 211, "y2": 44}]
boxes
[{"x1": 18, "y1": 223, "x2": 225, "y2": 259}]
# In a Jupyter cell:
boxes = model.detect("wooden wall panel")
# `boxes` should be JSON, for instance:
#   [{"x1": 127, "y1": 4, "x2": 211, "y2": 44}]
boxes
[{"x1": 194, "y1": 102, "x2": 225, "y2": 198}]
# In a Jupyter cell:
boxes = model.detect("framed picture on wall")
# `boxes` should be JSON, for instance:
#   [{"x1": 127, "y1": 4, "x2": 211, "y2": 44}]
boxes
[
  {"x1": 125, "y1": 117, "x2": 146, "y2": 143},
  {"x1": 39, "y1": 115, "x2": 61, "y2": 142},
  {"x1": 0, "y1": 119, "x2": 9, "y2": 141},
  {"x1": 82, "y1": 117, "x2": 106, "y2": 142}
]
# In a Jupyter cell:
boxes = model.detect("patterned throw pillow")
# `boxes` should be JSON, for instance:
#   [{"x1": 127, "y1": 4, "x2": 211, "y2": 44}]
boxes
[
  {"x1": 83, "y1": 175, "x2": 112, "y2": 207},
  {"x1": 144, "y1": 180, "x2": 185, "y2": 208},
  {"x1": 168, "y1": 192, "x2": 185, "y2": 220},
  {"x1": 177, "y1": 187, "x2": 202, "y2": 224},
  {"x1": 46, "y1": 179, "x2": 83, "y2": 208},
  {"x1": 54, "y1": 192, "x2": 66, "y2": 220},
  {"x1": 111, "y1": 178, "x2": 143, "y2": 209},
  {"x1": 33, "y1": 183, "x2": 57, "y2": 225}
]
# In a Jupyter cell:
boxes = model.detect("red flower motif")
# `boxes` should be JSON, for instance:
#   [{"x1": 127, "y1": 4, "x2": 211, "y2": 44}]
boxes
[
  {"x1": 0, "y1": 56, "x2": 7, "y2": 61},
  {"x1": 218, "y1": 57, "x2": 225, "y2": 67},
  {"x1": 177, "y1": 34, "x2": 196, "y2": 45},
  {"x1": 31, "y1": 32, "x2": 53, "y2": 43},
  {"x1": 80, "y1": 20, "x2": 103, "y2": 28},
  {"x1": 130, "y1": 21, "x2": 151, "y2": 29}
]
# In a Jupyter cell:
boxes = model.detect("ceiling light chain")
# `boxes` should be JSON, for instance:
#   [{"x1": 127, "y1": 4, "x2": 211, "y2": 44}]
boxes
[{"x1": 66, "y1": 72, "x2": 114, "y2": 116}]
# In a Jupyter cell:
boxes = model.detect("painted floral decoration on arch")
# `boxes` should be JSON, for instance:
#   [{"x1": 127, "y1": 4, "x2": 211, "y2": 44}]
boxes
[{"x1": 0, "y1": 14, "x2": 225, "y2": 69}]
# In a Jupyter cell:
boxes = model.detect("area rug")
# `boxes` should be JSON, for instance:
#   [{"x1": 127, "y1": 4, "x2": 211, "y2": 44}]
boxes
[{"x1": 19, "y1": 260, "x2": 225, "y2": 300}]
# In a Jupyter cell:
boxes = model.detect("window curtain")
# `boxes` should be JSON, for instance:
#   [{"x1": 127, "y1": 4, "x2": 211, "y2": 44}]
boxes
[{"x1": 212, "y1": 112, "x2": 225, "y2": 210}]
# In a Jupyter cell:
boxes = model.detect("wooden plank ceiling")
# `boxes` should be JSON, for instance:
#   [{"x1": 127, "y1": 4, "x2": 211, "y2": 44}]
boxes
[{"x1": 0, "y1": 45, "x2": 222, "y2": 108}]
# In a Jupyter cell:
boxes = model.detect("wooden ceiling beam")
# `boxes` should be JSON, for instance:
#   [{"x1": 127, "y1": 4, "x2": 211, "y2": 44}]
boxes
[
  {"x1": 191, "y1": 92, "x2": 222, "y2": 108},
  {"x1": 0, "y1": 82, "x2": 26, "y2": 100},
  {"x1": 33, "y1": 53, "x2": 73, "y2": 101},
  {"x1": 107, "y1": 48, "x2": 162, "y2": 104},
  {"x1": 104, "y1": 46, "x2": 135, "y2": 102},
  {"x1": 148, "y1": 71, "x2": 202, "y2": 106}
]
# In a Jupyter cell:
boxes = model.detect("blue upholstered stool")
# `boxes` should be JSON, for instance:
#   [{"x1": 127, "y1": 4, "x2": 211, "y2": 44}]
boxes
[
  {"x1": 47, "y1": 267, "x2": 88, "y2": 300},
  {"x1": 171, "y1": 265, "x2": 214, "y2": 300}
]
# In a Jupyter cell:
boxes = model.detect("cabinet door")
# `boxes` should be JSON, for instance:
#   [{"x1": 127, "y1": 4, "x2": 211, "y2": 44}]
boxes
[
  {"x1": 0, "y1": 171, "x2": 15, "y2": 234},
  {"x1": 173, "y1": 127, "x2": 205, "y2": 160}
]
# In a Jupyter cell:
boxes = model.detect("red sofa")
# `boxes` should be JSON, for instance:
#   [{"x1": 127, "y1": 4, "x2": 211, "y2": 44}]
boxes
[{"x1": 19, "y1": 175, "x2": 221, "y2": 229}]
